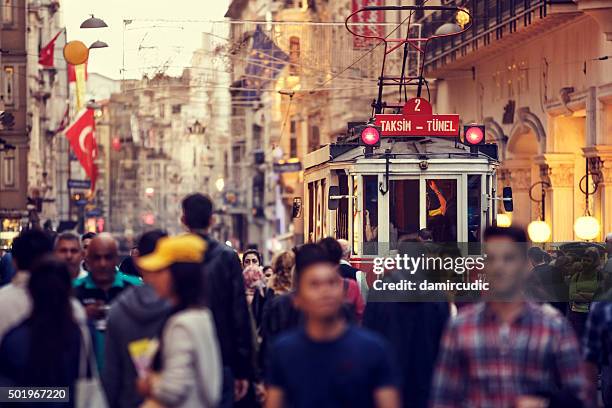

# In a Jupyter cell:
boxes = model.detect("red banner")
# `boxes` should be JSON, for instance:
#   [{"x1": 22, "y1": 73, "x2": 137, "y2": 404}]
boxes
[{"x1": 64, "y1": 109, "x2": 98, "y2": 191}]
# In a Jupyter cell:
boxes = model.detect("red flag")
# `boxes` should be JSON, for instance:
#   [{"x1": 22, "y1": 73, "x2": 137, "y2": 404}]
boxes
[
  {"x1": 39, "y1": 30, "x2": 63, "y2": 67},
  {"x1": 64, "y1": 109, "x2": 98, "y2": 191},
  {"x1": 68, "y1": 61, "x2": 88, "y2": 82}
]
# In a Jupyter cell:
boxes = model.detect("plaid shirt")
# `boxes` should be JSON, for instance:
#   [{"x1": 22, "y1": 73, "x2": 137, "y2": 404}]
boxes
[{"x1": 431, "y1": 302, "x2": 589, "y2": 408}]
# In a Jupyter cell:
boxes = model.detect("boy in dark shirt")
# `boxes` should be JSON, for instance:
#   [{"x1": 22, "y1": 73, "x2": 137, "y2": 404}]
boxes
[{"x1": 265, "y1": 241, "x2": 400, "y2": 408}]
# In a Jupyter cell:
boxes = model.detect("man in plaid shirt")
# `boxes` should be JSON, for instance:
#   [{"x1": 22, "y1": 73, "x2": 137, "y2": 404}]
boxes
[{"x1": 431, "y1": 226, "x2": 590, "y2": 408}]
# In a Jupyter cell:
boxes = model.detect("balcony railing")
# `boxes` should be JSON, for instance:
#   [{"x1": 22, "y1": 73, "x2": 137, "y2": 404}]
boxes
[{"x1": 422, "y1": 0, "x2": 576, "y2": 73}]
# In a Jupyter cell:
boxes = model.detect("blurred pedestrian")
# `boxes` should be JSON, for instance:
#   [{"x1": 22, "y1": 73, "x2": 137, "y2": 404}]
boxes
[
  {"x1": 0, "y1": 229, "x2": 87, "y2": 345},
  {"x1": 364, "y1": 241, "x2": 449, "y2": 408},
  {"x1": 73, "y1": 233, "x2": 142, "y2": 369},
  {"x1": 136, "y1": 234, "x2": 222, "y2": 408},
  {"x1": 265, "y1": 241, "x2": 401, "y2": 408},
  {"x1": 417, "y1": 228, "x2": 433, "y2": 242},
  {"x1": 319, "y1": 237, "x2": 365, "y2": 323},
  {"x1": 243, "y1": 249, "x2": 262, "y2": 269},
  {"x1": 338, "y1": 239, "x2": 368, "y2": 301},
  {"x1": 262, "y1": 265, "x2": 273, "y2": 282},
  {"x1": 568, "y1": 247, "x2": 601, "y2": 340},
  {"x1": 584, "y1": 301, "x2": 612, "y2": 407},
  {"x1": 54, "y1": 231, "x2": 87, "y2": 280},
  {"x1": 0, "y1": 251, "x2": 16, "y2": 287},
  {"x1": 243, "y1": 264, "x2": 266, "y2": 306},
  {"x1": 527, "y1": 246, "x2": 567, "y2": 314},
  {"x1": 81, "y1": 232, "x2": 97, "y2": 272},
  {"x1": 602, "y1": 233, "x2": 612, "y2": 291},
  {"x1": 181, "y1": 193, "x2": 254, "y2": 406},
  {"x1": 269, "y1": 251, "x2": 294, "y2": 295},
  {"x1": 103, "y1": 229, "x2": 170, "y2": 408},
  {"x1": 431, "y1": 226, "x2": 590, "y2": 408},
  {"x1": 0, "y1": 256, "x2": 92, "y2": 408}
]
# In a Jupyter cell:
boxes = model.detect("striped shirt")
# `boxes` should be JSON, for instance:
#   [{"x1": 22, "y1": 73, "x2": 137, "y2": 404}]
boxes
[
  {"x1": 583, "y1": 301, "x2": 612, "y2": 365},
  {"x1": 431, "y1": 302, "x2": 589, "y2": 408}
]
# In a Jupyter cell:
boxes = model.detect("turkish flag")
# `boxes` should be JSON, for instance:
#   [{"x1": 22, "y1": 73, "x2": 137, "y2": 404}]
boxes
[
  {"x1": 64, "y1": 109, "x2": 98, "y2": 191},
  {"x1": 39, "y1": 30, "x2": 63, "y2": 67}
]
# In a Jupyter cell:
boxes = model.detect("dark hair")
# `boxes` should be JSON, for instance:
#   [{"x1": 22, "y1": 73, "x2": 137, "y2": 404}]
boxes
[
  {"x1": 26, "y1": 256, "x2": 78, "y2": 385},
  {"x1": 483, "y1": 225, "x2": 528, "y2": 243},
  {"x1": 242, "y1": 249, "x2": 262, "y2": 266},
  {"x1": 170, "y1": 262, "x2": 207, "y2": 311},
  {"x1": 137, "y1": 229, "x2": 168, "y2": 256},
  {"x1": 11, "y1": 229, "x2": 53, "y2": 271},
  {"x1": 181, "y1": 193, "x2": 213, "y2": 229},
  {"x1": 54, "y1": 231, "x2": 81, "y2": 249},
  {"x1": 81, "y1": 232, "x2": 97, "y2": 242},
  {"x1": 528, "y1": 247, "x2": 551, "y2": 264},
  {"x1": 294, "y1": 241, "x2": 340, "y2": 286},
  {"x1": 317, "y1": 237, "x2": 343, "y2": 264}
]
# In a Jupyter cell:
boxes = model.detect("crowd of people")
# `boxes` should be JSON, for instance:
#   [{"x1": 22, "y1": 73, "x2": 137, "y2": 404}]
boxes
[{"x1": 1, "y1": 192, "x2": 612, "y2": 408}]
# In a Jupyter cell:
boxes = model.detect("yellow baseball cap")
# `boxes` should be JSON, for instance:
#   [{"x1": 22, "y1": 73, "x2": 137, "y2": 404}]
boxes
[{"x1": 137, "y1": 234, "x2": 207, "y2": 272}]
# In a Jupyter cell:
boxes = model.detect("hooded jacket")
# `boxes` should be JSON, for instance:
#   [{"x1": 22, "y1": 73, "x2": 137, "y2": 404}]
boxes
[{"x1": 102, "y1": 284, "x2": 172, "y2": 408}]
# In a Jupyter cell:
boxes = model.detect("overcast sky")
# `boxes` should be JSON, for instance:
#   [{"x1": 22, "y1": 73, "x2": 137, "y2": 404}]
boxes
[{"x1": 62, "y1": 0, "x2": 231, "y2": 79}]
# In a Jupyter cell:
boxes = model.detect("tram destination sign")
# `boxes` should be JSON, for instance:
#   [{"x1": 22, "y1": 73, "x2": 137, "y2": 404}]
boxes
[{"x1": 374, "y1": 97, "x2": 460, "y2": 137}]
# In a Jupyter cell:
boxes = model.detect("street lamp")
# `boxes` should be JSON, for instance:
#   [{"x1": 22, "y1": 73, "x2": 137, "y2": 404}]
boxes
[
  {"x1": 527, "y1": 181, "x2": 552, "y2": 243},
  {"x1": 89, "y1": 40, "x2": 109, "y2": 49},
  {"x1": 215, "y1": 177, "x2": 225, "y2": 192},
  {"x1": 80, "y1": 15, "x2": 108, "y2": 29},
  {"x1": 574, "y1": 157, "x2": 601, "y2": 240},
  {"x1": 496, "y1": 213, "x2": 512, "y2": 228}
]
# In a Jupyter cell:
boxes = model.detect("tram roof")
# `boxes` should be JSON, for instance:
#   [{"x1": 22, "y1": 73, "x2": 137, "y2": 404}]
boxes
[{"x1": 304, "y1": 137, "x2": 499, "y2": 170}]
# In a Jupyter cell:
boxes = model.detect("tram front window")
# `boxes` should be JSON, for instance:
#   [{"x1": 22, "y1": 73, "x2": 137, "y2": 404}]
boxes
[
  {"x1": 426, "y1": 179, "x2": 457, "y2": 242},
  {"x1": 467, "y1": 175, "x2": 482, "y2": 242},
  {"x1": 363, "y1": 175, "x2": 378, "y2": 255},
  {"x1": 389, "y1": 179, "x2": 420, "y2": 250}
]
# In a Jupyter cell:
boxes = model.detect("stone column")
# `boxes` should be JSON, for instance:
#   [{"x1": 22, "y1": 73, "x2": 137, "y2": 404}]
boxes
[
  {"x1": 536, "y1": 154, "x2": 575, "y2": 242},
  {"x1": 502, "y1": 159, "x2": 532, "y2": 228}
]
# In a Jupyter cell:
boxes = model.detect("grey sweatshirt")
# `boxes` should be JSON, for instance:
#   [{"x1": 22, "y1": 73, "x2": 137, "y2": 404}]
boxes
[{"x1": 102, "y1": 284, "x2": 172, "y2": 408}]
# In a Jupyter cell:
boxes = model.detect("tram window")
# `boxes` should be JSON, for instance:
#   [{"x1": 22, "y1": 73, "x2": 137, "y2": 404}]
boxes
[
  {"x1": 389, "y1": 179, "x2": 420, "y2": 250},
  {"x1": 363, "y1": 175, "x2": 378, "y2": 255},
  {"x1": 336, "y1": 174, "x2": 349, "y2": 240},
  {"x1": 467, "y1": 175, "x2": 482, "y2": 243},
  {"x1": 426, "y1": 179, "x2": 457, "y2": 242},
  {"x1": 308, "y1": 182, "x2": 315, "y2": 242}
]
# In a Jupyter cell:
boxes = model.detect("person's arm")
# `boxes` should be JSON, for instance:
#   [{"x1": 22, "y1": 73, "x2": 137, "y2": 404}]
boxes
[
  {"x1": 430, "y1": 323, "x2": 466, "y2": 408},
  {"x1": 150, "y1": 324, "x2": 195, "y2": 406},
  {"x1": 374, "y1": 387, "x2": 400, "y2": 408},
  {"x1": 226, "y1": 250, "x2": 255, "y2": 399},
  {"x1": 101, "y1": 309, "x2": 122, "y2": 407}
]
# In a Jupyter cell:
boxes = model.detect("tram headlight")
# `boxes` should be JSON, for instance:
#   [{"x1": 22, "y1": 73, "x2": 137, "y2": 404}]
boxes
[
  {"x1": 463, "y1": 124, "x2": 485, "y2": 145},
  {"x1": 360, "y1": 124, "x2": 381, "y2": 147}
]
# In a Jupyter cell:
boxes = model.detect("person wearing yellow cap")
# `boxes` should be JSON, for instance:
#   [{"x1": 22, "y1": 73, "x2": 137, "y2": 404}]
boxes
[{"x1": 136, "y1": 234, "x2": 222, "y2": 408}]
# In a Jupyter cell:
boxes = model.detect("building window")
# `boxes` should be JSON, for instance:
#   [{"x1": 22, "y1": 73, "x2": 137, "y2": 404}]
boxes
[
  {"x1": 159, "y1": 104, "x2": 165, "y2": 118},
  {"x1": 171, "y1": 104, "x2": 181, "y2": 114},
  {"x1": 289, "y1": 120, "x2": 297, "y2": 158},
  {"x1": 289, "y1": 37, "x2": 300, "y2": 76},
  {"x1": 3, "y1": 66, "x2": 15, "y2": 106},
  {"x1": 1, "y1": 148, "x2": 16, "y2": 189},
  {"x1": 308, "y1": 124, "x2": 320, "y2": 153},
  {"x1": 1, "y1": 0, "x2": 13, "y2": 24}
]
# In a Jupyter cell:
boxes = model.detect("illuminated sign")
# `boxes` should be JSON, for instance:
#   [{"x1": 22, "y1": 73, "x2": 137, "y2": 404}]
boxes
[{"x1": 374, "y1": 98, "x2": 460, "y2": 137}]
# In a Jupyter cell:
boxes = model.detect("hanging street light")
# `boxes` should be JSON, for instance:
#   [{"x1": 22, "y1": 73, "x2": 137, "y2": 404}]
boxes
[
  {"x1": 89, "y1": 40, "x2": 109, "y2": 49},
  {"x1": 575, "y1": 157, "x2": 602, "y2": 241},
  {"x1": 80, "y1": 15, "x2": 108, "y2": 29},
  {"x1": 497, "y1": 213, "x2": 512, "y2": 228},
  {"x1": 528, "y1": 220, "x2": 552, "y2": 243},
  {"x1": 574, "y1": 215, "x2": 600, "y2": 241}
]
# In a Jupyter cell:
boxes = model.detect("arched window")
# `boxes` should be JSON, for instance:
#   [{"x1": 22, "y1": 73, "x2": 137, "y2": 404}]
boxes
[{"x1": 289, "y1": 36, "x2": 300, "y2": 76}]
